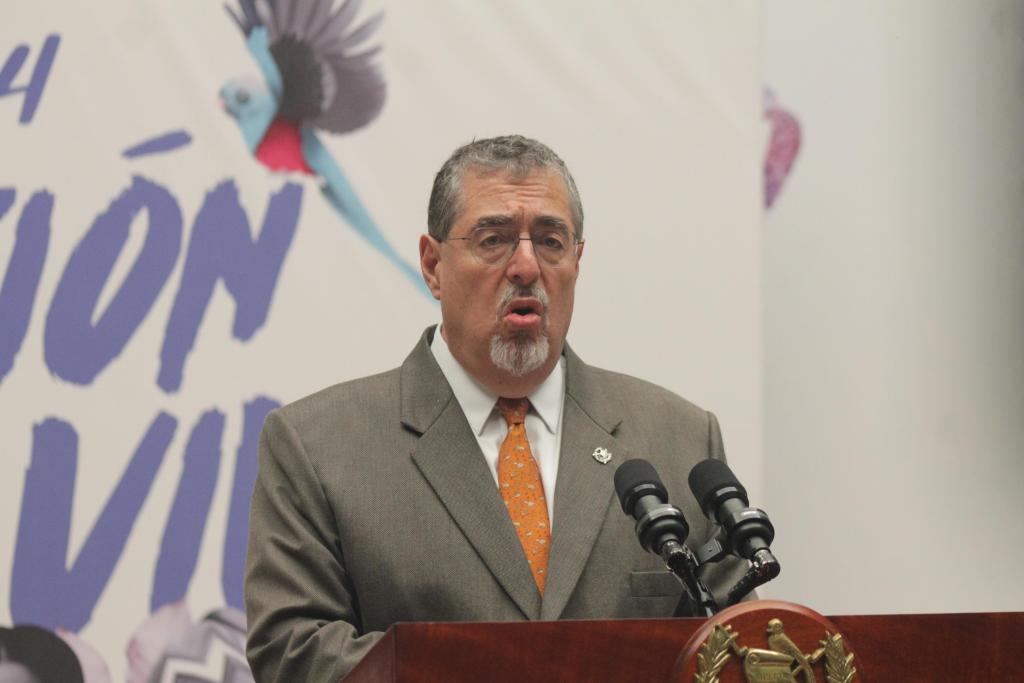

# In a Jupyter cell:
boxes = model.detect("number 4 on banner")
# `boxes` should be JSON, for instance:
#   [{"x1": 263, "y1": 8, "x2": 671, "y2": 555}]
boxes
[{"x1": 0, "y1": 34, "x2": 60, "y2": 125}]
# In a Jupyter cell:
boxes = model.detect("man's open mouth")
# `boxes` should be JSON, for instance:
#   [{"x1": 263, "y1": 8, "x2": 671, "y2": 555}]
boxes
[
  {"x1": 503, "y1": 298, "x2": 544, "y2": 327},
  {"x1": 505, "y1": 298, "x2": 543, "y2": 315}
]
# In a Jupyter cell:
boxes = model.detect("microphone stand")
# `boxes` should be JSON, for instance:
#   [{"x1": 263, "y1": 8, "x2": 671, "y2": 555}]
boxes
[
  {"x1": 661, "y1": 539, "x2": 719, "y2": 617},
  {"x1": 725, "y1": 547, "x2": 780, "y2": 606},
  {"x1": 695, "y1": 536, "x2": 781, "y2": 607}
]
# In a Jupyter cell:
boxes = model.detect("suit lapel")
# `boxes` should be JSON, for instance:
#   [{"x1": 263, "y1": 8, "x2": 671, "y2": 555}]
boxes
[
  {"x1": 540, "y1": 347, "x2": 624, "y2": 620},
  {"x1": 402, "y1": 329, "x2": 541, "y2": 620}
]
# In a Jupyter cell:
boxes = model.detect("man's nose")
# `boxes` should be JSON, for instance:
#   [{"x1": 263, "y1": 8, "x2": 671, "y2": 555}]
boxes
[{"x1": 505, "y1": 237, "x2": 541, "y2": 284}]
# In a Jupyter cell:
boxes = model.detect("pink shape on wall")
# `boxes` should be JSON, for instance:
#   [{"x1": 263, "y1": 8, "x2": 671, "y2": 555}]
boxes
[{"x1": 763, "y1": 89, "x2": 802, "y2": 209}]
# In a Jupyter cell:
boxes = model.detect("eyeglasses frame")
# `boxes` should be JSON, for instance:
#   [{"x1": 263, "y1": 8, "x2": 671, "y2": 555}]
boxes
[{"x1": 442, "y1": 227, "x2": 584, "y2": 268}]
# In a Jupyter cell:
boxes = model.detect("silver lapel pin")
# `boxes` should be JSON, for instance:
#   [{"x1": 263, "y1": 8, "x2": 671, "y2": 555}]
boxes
[{"x1": 592, "y1": 447, "x2": 612, "y2": 464}]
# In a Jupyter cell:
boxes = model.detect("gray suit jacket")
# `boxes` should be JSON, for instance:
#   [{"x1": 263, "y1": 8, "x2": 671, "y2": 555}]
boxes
[{"x1": 245, "y1": 328, "x2": 748, "y2": 682}]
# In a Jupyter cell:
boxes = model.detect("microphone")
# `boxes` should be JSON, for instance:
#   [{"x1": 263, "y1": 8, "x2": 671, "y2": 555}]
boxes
[
  {"x1": 687, "y1": 459, "x2": 775, "y2": 560},
  {"x1": 614, "y1": 458, "x2": 689, "y2": 555},
  {"x1": 614, "y1": 459, "x2": 718, "y2": 616},
  {"x1": 688, "y1": 459, "x2": 780, "y2": 602}
]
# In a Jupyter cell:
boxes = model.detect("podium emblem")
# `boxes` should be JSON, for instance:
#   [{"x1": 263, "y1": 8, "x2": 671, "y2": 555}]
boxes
[{"x1": 693, "y1": 618, "x2": 856, "y2": 683}]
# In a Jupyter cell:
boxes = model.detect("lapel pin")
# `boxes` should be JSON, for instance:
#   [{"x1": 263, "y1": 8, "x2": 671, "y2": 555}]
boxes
[{"x1": 592, "y1": 447, "x2": 612, "y2": 464}]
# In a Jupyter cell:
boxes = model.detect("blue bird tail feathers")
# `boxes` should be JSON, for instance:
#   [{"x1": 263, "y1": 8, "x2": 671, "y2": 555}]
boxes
[
  {"x1": 301, "y1": 129, "x2": 432, "y2": 299},
  {"x1": 316, "y1": 170, "x2": 431, "y2": 300}
]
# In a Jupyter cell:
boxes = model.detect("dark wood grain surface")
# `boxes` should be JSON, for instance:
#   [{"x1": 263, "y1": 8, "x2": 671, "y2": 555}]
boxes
[{"x1": 342, "y1": 608, "x2": 1024, "y2": 682}]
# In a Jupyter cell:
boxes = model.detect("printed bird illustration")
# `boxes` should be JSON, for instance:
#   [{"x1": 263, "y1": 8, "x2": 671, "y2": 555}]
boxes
[{"x1": 221, "y1": 0, "x2": 429, "y2": 296}]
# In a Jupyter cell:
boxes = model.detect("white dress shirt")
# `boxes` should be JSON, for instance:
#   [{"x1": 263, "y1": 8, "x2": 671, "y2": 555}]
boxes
[{"x1": 430, "y1": 328, "x2": 564, "y2": 526}]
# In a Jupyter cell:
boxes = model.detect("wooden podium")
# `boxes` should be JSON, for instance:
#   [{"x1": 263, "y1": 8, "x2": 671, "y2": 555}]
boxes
[{"x1": 341, "y1": 603, "x2": 1024, "y2": 682}]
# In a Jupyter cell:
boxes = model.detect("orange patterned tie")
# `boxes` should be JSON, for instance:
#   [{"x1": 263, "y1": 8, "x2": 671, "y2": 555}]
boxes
[{"x1": 497, "y1": 397, "x2": 550, "y2": 593}]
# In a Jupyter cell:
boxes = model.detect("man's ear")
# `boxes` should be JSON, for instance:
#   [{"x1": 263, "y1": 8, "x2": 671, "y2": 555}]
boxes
[{"x1": 419, "y1": 234, "x2": 443, "y2": 300}]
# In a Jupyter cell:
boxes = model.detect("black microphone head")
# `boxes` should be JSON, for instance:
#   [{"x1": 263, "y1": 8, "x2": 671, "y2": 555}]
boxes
[
  {"x1": 614, "y1": 459, "x2": 668, "y2": 516},
  {"x1": 688, "y1": 459, "x2": 748, "y2": 518}
]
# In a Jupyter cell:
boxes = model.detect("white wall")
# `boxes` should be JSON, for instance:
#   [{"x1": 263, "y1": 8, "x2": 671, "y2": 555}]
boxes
[{"x1": 761, "y1": 1, "x2": 1024, "y2": 613}]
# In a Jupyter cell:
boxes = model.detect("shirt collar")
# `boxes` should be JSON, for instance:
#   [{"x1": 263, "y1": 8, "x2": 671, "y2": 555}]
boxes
[{"x1": 430, "y1": 325, "x2": 564, "y2": 436}]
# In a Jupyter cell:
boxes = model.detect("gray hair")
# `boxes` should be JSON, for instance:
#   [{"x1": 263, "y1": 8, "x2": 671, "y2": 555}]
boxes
[{"x1": 427, "y1": 135, "x2": 584, "y2": 241}]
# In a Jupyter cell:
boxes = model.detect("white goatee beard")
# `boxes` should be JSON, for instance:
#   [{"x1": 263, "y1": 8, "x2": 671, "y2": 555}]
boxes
[
  {"x1": 490, "y1": 284, "x2": 550, "y2": 377},
  {"x1": 490, "y1": 332, "x2": 549, "y2": 377}
]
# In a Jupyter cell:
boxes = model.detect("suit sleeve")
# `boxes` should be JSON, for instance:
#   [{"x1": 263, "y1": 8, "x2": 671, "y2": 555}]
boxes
[
  {"x1": 245, "y1": 409, "x2": 382, "y2": 682},
  {"x1": 694, "y1": 410, "x2": 759, "y2": 604}
]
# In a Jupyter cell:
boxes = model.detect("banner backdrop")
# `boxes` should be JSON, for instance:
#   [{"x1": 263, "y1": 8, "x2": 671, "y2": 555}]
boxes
[{"x1": 1, "y1": 2, "x2": 761, "y2": 680}]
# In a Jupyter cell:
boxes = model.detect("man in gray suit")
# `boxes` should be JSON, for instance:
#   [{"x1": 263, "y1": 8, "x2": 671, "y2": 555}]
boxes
[{"x1": 244, "y1": 135, "x2": 749, "y2": 682}]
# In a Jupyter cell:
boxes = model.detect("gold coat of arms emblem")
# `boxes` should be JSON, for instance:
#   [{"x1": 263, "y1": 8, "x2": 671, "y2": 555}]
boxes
[{"x1": 693, "y1": 618, "x2": 856, "y2": 683}]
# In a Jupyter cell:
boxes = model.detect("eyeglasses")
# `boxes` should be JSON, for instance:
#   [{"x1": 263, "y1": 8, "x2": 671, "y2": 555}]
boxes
[{"x1": 444, "y1": 226, "x2": 583, "y2": 267}]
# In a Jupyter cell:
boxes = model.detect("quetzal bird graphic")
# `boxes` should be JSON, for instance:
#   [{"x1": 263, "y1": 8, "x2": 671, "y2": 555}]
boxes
[{"x1": 221, "y1": 0, "x2": 429, "y2": 296}]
